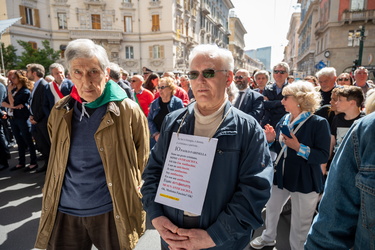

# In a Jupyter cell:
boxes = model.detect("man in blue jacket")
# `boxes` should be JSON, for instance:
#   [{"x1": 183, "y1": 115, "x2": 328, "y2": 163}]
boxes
[
  {"x1": 233, "y1": 69, "x2": 264, "y2": 123},
  {"x1": 141, "y1": 44, "x2": 273, "y2": 250},
  {"x1": 305, "y1": 112, "x2": 375, "y2": 249}
]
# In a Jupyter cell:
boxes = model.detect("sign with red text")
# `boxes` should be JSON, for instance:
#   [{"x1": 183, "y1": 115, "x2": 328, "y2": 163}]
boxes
[{"x1": 155, "y1": 132, "x2": 218, "y2": 215}]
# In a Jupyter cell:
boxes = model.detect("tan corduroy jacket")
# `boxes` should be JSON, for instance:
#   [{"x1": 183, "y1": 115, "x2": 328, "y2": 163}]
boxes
[{"x1": 35, "y1": 96, "x2": 149, "y2": 249}]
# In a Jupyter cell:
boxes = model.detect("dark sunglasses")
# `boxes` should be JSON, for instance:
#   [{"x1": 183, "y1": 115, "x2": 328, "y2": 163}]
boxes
[
  {"x1": 131, "y1": 80, "x2": 138, "y2": 82},
  {"x1": 234, "y1": 75, "x2": 244, "y2": 80},
  {"x1": 157, "y1": 86, "x2": 169, "y2": 90},
  {"x1": 338, "y1": 78, "x2": 350, "y2": 81},
  {"x1": 187, "y1": 69, "x2": 227, "y2": 80},
  {"x1": 283, "y1": 95, "x2": 293, "y2": 100},
  {"x1": 274, "y1": 70, "x2": 286, "y2": 74}
]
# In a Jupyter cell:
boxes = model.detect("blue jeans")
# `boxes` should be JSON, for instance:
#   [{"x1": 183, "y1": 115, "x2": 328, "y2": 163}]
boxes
[{"x1": 9, "y1": 117, "x2": 37, "y2": 165}]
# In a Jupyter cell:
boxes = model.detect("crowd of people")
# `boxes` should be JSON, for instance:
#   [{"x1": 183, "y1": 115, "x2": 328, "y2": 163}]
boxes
[{"x1": 0, "y1": 38, "x2": 374, "y2": 250}]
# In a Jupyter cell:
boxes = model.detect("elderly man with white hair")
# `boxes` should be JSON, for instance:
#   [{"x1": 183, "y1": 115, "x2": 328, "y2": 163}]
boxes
[
  {"x1": 141, "y1": 44, "x2": 273, "y2": 250},
  {"x1": 34, "y1": 39, "x2": 149, "y2": 250},
  {"x1": 315, "y1": 67, "x2": 337, "y2": 105}
]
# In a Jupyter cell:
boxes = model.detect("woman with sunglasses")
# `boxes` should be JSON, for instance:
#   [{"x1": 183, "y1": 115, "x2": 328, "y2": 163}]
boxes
[
  {"x1": 1, "y1": 70, "x2": 38, "y2": 171},
  {"x1": 250, "y1": 81, "x2": 330, "y2": 250},
  {"x1": 148, "y1": 76, "x2": 183, "y2": 148},
  {"x1": 336, "y1": 73, "x2": 353, "y2": 86}
]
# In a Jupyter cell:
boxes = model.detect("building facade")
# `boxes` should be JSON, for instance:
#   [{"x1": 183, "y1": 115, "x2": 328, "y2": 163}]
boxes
[
  {"x1": 1, "y1": 0, "x2": 241, "y2": 75},
  {"x1": 286, "y1": 0, "x2": 375, "y2": 79},
  {"x1": 284, "y1": 12, "x2": 301, "y2": 78}
]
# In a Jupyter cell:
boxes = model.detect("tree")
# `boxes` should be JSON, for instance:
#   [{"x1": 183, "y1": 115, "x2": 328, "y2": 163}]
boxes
[
  {"x1": 17, "y1": 40, "x2": 61, "y2": 73},
  {"x1": 1, "y1": 43, "x2": 18, "y2": 72}
]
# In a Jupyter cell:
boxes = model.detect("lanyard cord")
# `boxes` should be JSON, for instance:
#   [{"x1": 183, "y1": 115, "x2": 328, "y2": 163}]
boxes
[{"x1": 176, "y1": 105, "x2": 233, "y2": 141}]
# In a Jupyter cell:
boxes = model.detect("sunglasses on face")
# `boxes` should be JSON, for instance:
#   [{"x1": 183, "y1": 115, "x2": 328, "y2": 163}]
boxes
[
  {"x1": 338, "y1": 78, "x2": 349, "y2": 81},
  {"x1": 234, "y1": 75, "x2": 244, "y2": 80},
  {"x1": 131, "y1": 80, "x2": 138, "y2": 82},
  {"x1": 274, "y1": 70, "x2": 286, "y2": 74},
  {"x1": 157, "y1": 86, "x2": 169, "y2": 90},
  {"x1": 187, "y1": 69, "x2": 227, "y2": 80}
]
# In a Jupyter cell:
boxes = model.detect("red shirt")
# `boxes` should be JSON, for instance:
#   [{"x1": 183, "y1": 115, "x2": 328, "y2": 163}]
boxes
[{"x1": 135, "y1": 88, "x2": 154, "y2": 116}]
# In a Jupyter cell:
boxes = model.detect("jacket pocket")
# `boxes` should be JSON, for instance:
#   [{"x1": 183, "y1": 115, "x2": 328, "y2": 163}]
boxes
[{"x1": 356, "y1": 169, "x2": 375, "y2": 235}]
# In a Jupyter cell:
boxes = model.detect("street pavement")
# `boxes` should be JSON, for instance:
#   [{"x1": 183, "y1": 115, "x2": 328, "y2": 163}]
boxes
[{"x1": 0, "y1": 146, "x2": 291, "y2": 250}]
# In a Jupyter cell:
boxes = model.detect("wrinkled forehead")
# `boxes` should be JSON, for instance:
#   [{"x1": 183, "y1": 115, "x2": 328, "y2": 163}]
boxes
[{"x1": 190, "y1": 54, "x2": 223, "y2": 70}]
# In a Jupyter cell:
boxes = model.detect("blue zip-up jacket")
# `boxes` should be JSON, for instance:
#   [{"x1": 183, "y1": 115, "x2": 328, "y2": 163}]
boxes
[
  {"x1": 141, "y1": 101, "x2": 273, "y2": 249},
  {"x1": 305, "y1": 112, "x2": 375, "y2": 250},
  {"x1": 147, "y1": 96, "x2": 184, "y2": 137}
]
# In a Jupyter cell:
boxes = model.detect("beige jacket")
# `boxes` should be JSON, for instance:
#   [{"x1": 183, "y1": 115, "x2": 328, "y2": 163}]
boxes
[{"x1": 35, "y1": 96, "x2": 149, "y2": 249}]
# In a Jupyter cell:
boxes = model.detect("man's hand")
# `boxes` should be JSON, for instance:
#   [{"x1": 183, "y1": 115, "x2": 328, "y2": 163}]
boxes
[
  {"x1": 167, "y1": 228, "x2": 216, "y2": 250},
  {"x1": 29, "y1": 115, "x2": 37, "y2": 125},
  {"x1": 152, "y1": 216, "x2": 188, "y2": 243}
]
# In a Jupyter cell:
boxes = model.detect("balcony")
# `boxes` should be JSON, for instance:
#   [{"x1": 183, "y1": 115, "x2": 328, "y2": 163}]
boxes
[
  {"x1": 121, "y1": 2, "x2": 134, "y2": 9},
  {"x1": 201, "y1": 4, "x2": 210, "y2": 15},
  {"x1": 342, "y1": 9, "x2": 375, "y2": 24},
  {"x1": 84, "y1": 0, "x2": 106, "y2": 10},
  {"x1": 69, "y1": 29, "x2": 123, "y2": 41}
]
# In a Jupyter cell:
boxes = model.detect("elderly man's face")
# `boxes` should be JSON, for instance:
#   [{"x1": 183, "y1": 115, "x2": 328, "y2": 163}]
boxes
[
  {"x1": 51, "y1": 67, "x2": 65, "y2": 85},
  {"x1": 190, "y1": 54, "x2": 232, "y2": 115},
  {"x1": 273, "y1": 66, "x2": 288, "y2": 84},
  {"x1": 318, "y1": 75, "x2": 336, "y2": 92},
  {"x1": 130, "y1": 77, "x2": 143, "y2": 92},
  {"x1": 234, "y1": 71, "x2": 249, "y2": 90},
  {"x1": 70, "y1": 57, "x2": 108, "y2": 102},
  {"x1": 355, "y1": 69, "x2": 368, "y2": 83}
]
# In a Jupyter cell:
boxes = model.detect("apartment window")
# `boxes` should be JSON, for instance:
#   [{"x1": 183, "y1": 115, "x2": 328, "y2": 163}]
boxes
[
  {"x1": 91, "y1": 14, "x2": 101, "y2": 29},
  {"x1": 28, "y1": 41, "x2": 38, "y2": 50},
  {"x1": 152, "y1": 15, "x2": 160, "y2": 32},
  {"x1": 149, "y1": 45, "x2": 164, "y2": 59},
  {"x1": 19, "y1": 5, "x2": 40, "y2": 27},
  {"x1": 57, "y1": 13, "x2": 67, "y2": 29},
  {"x1": 125, "y1": 46, "x2": 134, "y2": 59},
  {"x1": 124, "y1": 16, "x2": 132, "y2": 32},
  {"x1": 350, "y1": 0, "x2": 364, "y2": 10}
]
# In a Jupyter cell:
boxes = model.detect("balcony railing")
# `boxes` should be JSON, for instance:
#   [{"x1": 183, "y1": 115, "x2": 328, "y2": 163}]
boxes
[
  {"x1": 69, "y1": 29, "x2": 123, "y2": 40},
  {"x1": 342, "y1": 9, "x2": 375, "y2": 23}
]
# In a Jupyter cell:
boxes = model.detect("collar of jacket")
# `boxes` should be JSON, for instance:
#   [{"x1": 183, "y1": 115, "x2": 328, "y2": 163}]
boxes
[
  {"x1": 175, "y1": 100, "x2": 237, "y2": 138},
  {"x1": 54, "y1": 95, "x2": 121, "y2": 117}
]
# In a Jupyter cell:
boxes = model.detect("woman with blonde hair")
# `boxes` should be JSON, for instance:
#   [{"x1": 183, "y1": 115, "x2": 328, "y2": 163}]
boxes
[
  {"x1": 1, "y1": 70, "x2": 38, "y2": 171},
  {"x1": 251, "y1": 81, "x2": 331, "y2": 250},
  {"x1": 148, "y1": 76, "x2": 184, "y2": 147}
]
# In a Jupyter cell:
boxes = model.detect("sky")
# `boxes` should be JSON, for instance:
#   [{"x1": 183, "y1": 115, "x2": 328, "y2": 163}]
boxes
[{"x1": 231, "y1": 0, "x2": 300, "y2": 66}]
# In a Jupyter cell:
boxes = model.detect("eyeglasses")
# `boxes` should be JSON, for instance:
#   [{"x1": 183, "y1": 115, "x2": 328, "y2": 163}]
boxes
[
  {"x1": 283, "y1": 95, "x2": 293, "y2": 100},
  {"x1": 157, "y1": 86, "x2": 169, "y2": 90},
  {"x1": 274, "y1": 70, "x2": 286, "y2": 74},
  {"x1": 234, "y1": 75, "x2": 244, "y2": 80},
  {"x1": 187, "y1": 69, "x2": 227, "y2": 80},
  {"x1": 338, "y1": 78, "x2": 350, "y2": 81},
  {"x1": 131, "y1": 80, "x2": 138, "y2": 82}
]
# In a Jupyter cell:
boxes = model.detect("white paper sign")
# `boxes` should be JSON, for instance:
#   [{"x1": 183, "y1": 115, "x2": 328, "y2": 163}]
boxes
[{"x1": 155, "y1": 132, "x2": 218, "y2": 215}]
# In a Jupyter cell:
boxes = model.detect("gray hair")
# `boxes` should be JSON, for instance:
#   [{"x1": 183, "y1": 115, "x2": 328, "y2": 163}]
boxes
[
  {"x1": 273, "y1": 62, "x2": 290, "y2": 73},
  {"x1": 315, "y1": 67, "x2": 336, "y2": 79},
  {"x1": 354, "y1": 66, "x2": 368, "y2": 76},
  {"x1": 189, "y1": 44, "x2": 234, "y2": 71},
  {"x1": 254, "y1": 70, "x2": 270, "y2": 81},
  {"x1": 108, "y1": 62, "x2": 121, "y2": 81},
  {"x1": 235, "y1": 69, "x2": 250, "y2": 77},
  {"x1": 49, "y1": 63, "x2": 64, "y2": 75},
  {"x1": 64, "y1": 39, "x2": 109, "y2": 73},
  {"x1": 132, "y1": 74, "x2": 144, "y2": 82}
]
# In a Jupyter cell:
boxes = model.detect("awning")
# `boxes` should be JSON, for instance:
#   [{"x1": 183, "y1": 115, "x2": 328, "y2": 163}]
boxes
[{"x1": 0, "y1": 17, "x2": 22, "y2": 36}]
